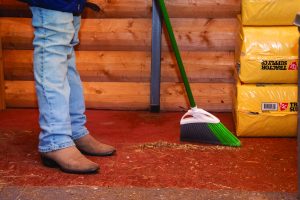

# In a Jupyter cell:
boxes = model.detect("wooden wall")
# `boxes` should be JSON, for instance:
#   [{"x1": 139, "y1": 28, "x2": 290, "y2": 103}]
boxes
[
  {"x1": 0, "y1": 37, "x2": 5, "y2": 110},
  {"x1": 0, "y1": 0, "x2": 240, "y2": 111}
]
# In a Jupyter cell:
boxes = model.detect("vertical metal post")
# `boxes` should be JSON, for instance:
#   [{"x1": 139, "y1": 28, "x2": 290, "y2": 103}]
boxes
[
  {"x1": 295, "y1": 14, "x2": 300, "y2": 200},
  {"x1": 150, "y1": 0, "x2": 162, "y2": 113}
]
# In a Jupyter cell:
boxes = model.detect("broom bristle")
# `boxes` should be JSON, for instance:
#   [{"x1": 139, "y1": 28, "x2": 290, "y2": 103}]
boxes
[
  {"x1": 208, "y1": 123, "x2": 241, "y2": 147},
  {"x1": 180, "y1": 123, "x2": 222, "y2": 145},
  {"x1": 180, "y1": 122, "x2": 241, "y2": 147}
]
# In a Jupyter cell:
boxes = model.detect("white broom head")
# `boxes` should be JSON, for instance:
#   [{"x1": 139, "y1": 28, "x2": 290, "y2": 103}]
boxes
[{"x1": 180, "y1": 107, "x2": 220, "y2": 125}]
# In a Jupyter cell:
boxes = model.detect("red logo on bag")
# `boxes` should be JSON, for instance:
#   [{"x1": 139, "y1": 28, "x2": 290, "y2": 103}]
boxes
[
  {"x1": 288, "y1": 62, "x2": 298, "y2": 70},
  {"x1": 279, "y1": 103, "x2": 288, "y2": 111}
]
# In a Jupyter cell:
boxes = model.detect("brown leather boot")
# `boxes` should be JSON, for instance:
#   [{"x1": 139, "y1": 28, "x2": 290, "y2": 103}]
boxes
[
  {"x1": 40, "y1": 146, "x2": 99, "y2": 174},
  {"x1": 75, "y1": 134, "x2": 116, "y2": 156}
]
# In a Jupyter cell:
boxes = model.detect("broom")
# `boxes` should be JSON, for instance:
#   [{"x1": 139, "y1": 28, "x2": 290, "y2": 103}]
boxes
[{"x1": 157, "y1": 0, "x2": 241, "y2": 147}]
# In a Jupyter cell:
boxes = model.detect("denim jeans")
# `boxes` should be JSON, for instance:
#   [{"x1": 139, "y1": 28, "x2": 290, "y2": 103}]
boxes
[{"x1": 30, "y1": 7, "x2": 89, "y2": 153}]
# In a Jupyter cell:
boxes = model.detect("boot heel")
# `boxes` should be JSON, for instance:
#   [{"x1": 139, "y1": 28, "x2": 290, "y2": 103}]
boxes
[{"x1": 41, "y1": 156, "x2": 59, "y2": 168}]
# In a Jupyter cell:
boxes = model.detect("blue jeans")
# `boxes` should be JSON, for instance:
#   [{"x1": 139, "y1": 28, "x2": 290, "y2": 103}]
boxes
[{"x1": 30, "y1": 7, "x2": 89, "y2": 153}]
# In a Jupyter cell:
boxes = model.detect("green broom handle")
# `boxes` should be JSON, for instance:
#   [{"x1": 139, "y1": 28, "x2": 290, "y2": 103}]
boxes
[{"x1": 157, "y1": 0, "x2": 196, "y2": 108}]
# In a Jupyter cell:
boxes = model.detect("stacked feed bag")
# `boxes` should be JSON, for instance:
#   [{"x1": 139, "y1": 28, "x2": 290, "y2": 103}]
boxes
[
  {"x1": 242, "y1": 0, "x2": 300, "y2": 26},
  {"x1": 234, "y1": 80, "x2": 297, "y2": 137},
  {"x1": 234, "y1": 0, "x2": 299, "y2": 137},
  {"x1": 236, "y1": 25, "x2": 299, "y2": 83}
]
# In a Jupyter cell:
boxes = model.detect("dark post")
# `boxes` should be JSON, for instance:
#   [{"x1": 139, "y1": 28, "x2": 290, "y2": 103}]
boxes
[{"x1": 150, "y1": 0, "x2": 162, "y2": 113}]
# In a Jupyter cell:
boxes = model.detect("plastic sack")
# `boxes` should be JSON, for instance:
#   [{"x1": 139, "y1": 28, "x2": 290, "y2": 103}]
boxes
[
  {"x1": 236, "y1": 25, "x2": 299, "y2": 83},
  {"x1": 234, "y1": 80, "x2": 297, "y2": 137},
  {"x1": 242, "y1": 0, "x2": 300, "y2": 25}
]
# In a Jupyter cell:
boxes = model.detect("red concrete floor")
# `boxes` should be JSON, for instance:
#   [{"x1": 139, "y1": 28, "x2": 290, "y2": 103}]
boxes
[{"x1": 0, "y1": 109, "x2": 297, "y2": 193}]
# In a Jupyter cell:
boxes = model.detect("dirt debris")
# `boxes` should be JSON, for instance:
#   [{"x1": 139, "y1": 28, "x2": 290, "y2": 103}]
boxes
[{"x1": 134, "y1": 141, "x2": 239, "y2": 151}]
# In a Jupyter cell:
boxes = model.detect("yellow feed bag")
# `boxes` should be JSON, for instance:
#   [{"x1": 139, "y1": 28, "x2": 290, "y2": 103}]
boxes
[
  {"x1": 242, "y1": 0, "x2": 300, "y2": 25},
  {"x1": 237, "y1": 26, "x2": 299, "y2": 83},
  {"x1": 235, "y1": 81, "x2": 297, "y2": 137}
]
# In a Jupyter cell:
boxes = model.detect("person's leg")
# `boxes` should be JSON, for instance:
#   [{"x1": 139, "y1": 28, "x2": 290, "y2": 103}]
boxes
[
  {"x1": 31, "y1": 6, "x2": 74, "y2": 152},
  {"x1": 67, "y1": 15, "x2": 89, "y2": 140},
  {"x1": 67, "y1": 15, "x2": 116, "y2": 156},
  {"x1": 30, "y1": 7, "x2": 98, "y2": 173}
]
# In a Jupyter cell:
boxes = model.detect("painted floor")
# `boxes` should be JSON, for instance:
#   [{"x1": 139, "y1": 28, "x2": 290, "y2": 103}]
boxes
[{"x1": 0, "y1": 109, "x2": 297, "y2": 199}]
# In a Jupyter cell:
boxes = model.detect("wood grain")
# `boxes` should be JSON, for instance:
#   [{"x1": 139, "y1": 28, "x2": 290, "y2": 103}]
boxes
[
  {"x1": 3, "y1": 50, "x2": 234, "y2": 83},
  {"x1": 5, "y1": 81, "x2": 233, "y2": 111},
  {"x1": 0, "y1": 0, "x2": 241, "y2": 18},
  {"x1": 0, "y1": 18, "x2": 237, "y2": 51},
  {"x1": 0, "y1": 38, "x2": 5, "y2": 110}
]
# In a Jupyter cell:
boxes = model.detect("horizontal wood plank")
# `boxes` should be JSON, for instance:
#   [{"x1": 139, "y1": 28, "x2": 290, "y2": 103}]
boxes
[
  {"x1": 0, "y1": 18, "x2": 237, "y2": 51},
  {"x1": 0, "y1": 0, "x2": 241, "y2": 18},
  {"x1": 3, "y1": 50, "x2": 234, "y2": 83},
  {"x1": 5, "y1": 81, "x2": 233, "y2": 111}
]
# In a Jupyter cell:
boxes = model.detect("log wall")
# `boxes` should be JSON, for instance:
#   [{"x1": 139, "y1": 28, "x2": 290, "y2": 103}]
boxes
[
  {"x1": 0, "y1": 38, "x2": 5, "y2": 110},
  {"x1": 0, "y1": 0, "x2": 240, "y2": 18},
  {"x1": 0, "y1": 0, "x2": 240, "y2": 111}
]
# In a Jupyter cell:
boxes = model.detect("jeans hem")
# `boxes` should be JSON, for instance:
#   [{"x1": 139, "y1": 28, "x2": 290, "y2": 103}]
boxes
[
  {"x1": 72, "y1": 130, "x2": 89, "y2": 141},
  {"x1": 39, "y1": 141, "x2": 75, "y2": 153}
]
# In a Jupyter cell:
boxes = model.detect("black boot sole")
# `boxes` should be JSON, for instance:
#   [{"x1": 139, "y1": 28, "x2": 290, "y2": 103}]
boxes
[
  {"x1": 79, "y1": 149, "x2": 116, "y2": 157},
  {"x1": 41, "y1": 156, "x2": 99, "y2": 174}
]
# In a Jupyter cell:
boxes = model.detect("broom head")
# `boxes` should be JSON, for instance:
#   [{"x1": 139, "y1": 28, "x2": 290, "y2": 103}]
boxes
[{"x1": 180, "y1": 107, "x2": 241, "y2": 147}]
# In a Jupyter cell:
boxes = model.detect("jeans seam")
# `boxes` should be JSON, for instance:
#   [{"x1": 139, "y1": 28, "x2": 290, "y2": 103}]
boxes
[{"x1": 40, "y1": 8, "x2": 54, "y2": 134}]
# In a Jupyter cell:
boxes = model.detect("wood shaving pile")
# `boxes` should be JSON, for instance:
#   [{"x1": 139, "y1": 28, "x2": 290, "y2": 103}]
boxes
[{"x1": 135, "y1": 141, "x2": 239, "y2": 151}]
